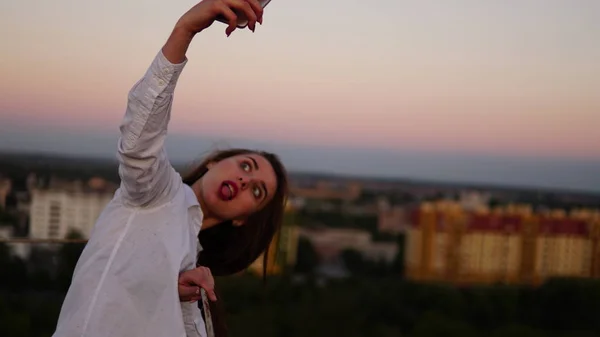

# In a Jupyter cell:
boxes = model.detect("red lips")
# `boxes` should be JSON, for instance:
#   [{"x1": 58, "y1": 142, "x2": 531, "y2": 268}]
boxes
[{"x1": 218, "y1": 180, "x2": 239, "y2": 201}]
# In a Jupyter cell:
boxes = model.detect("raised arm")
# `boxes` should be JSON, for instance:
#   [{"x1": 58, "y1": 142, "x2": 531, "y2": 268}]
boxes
[
  {"x1": 116, "y1": 50, "x2": 187, "y2": 207},
  {"x1": 118, "y1": 0, "x2": 264, "y2": 208}
]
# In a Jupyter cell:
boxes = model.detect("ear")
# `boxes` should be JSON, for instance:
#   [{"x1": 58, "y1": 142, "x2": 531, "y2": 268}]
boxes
[{"x1": 232, "y1": 219, "x2": 245, "y2": 227}]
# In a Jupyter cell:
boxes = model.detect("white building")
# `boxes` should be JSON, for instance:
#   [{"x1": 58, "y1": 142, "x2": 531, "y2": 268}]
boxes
[
  {"x1": 299, "y1": 227, "x2": 398, "y2": 263},
  {"x1": 29, "y1": 179, "x2": 116, "y2": 239},
  {"x1": 362, "y1": 242, "x2": 398, "y2": 263},
  {"x1": 458, "y1": 191, "x2": 491, "y2": 212}
]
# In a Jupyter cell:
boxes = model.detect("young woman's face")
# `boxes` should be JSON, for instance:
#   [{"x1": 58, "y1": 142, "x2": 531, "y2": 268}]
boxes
[{"x1": 197, "y1": 153, "x2": 278, "y2": 223}]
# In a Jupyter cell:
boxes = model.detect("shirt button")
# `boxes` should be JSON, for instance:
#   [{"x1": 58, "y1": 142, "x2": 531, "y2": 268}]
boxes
[
  {"x1": 158, "y1": 79, "x2": 165, "y2": 86},
  {"x1": 163, "y1": 68, "x2": 169, "y2": 74}
]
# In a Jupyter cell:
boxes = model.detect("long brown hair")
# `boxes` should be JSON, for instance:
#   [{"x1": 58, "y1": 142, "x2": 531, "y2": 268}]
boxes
[{"x1": 182, "y1": 148, "x2": 289, "y2": 337}]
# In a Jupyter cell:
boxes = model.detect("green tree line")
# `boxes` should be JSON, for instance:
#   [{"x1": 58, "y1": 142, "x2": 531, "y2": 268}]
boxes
[{"x1": 1, "y1": 239, "x2": 600, "y2": 337}]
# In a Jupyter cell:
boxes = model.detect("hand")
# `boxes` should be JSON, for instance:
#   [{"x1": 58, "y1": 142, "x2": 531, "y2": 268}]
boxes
[
  {"x1": 176, "y1": 0, "x2": 264, "y2": 37},
  {"x1": 163, "y1": 0, "x2": 264, "y2": 63},
  {"x1": 178, "y1": 266, "x2": 217, "y2": 303}
]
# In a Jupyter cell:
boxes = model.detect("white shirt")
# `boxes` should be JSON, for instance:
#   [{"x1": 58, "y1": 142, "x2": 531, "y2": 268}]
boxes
[{"x1": 52, "y1": 50, "x2": 206, "y2": 337}]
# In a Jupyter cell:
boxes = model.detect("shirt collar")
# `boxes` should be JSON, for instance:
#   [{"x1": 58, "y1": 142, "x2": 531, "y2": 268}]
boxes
[
  {"x1": 183, "y1": 184, "x2": 203, "y2": 238},
  {"x1": 183, "y1": 183, "x2": 200, "y2": 208}
]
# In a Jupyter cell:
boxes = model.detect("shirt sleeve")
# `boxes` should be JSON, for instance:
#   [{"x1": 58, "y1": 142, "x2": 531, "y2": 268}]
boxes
[{"x1": 116, "y1": 50, "x2": 187, "y2": 208}]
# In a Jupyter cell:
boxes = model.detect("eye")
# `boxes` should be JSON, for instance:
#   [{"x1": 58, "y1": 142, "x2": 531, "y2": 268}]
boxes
[
  {"x1": 240, "y1": 161, "x2": 252, "y2": 172},
  {"x1": 252, "y1": 186, "x2": 262, "y2": 198}
]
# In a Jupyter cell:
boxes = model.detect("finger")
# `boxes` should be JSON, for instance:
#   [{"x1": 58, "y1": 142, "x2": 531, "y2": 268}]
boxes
[
  {"x1": 201, "y1": 267, "x2": 215, "y2": 287},
  {"x1": 225, "y1": 0, "x2": 258, "y2": 32},
  {"x1": 244, "y1": 0, "x2": 264, "y2": 25},
  {"x1": 206, "y1": 289, "x2": 218, "y2": 302},
  {"x1": 179, "y1": 285, "x2": 200, "y2": 298},
  {"x1": 215, "y1": 1, "x2": 238, "y2": 36}
]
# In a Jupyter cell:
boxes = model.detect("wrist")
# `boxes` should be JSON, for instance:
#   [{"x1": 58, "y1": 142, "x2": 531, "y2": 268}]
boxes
[
  {"x1": 171, "y1": 23, "x2": 196, "y2": 43},
  {"x1": 162, "y1": 24, "x2": 195, "y2": 64}
]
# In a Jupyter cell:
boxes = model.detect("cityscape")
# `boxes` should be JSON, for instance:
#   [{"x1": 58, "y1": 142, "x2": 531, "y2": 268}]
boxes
[{"x1": 1, "y1": 151, "x2": 599, "y2": 336}]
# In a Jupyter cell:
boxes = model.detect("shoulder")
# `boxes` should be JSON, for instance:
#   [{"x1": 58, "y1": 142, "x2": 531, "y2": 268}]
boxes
[{"x1": 181, "y1": 180, "x2": 201, "y2": 210}]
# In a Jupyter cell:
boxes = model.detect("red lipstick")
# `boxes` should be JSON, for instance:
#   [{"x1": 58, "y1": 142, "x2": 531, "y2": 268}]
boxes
[{"x1": 218, "y1": 180, "x2": 238, "y2": 201}]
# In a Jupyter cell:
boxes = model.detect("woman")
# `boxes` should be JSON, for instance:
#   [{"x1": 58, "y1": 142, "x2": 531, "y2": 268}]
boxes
[{"x1": 52, "y1": 1, "x2": 287, "y2": 336}]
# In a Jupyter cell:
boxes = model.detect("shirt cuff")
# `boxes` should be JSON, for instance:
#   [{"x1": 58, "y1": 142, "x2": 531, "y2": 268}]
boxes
[{"x1": 146, "y1": 49, "x2": 188, "y2": 94}]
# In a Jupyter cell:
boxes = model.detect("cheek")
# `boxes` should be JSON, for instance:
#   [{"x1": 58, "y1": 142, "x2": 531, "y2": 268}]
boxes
[
  {"x1": 201, "y1": 189, "x2": 219, "y2": 211},
  {"x1": 201, "y1": 180, "x2": 215, "y2": 201}
]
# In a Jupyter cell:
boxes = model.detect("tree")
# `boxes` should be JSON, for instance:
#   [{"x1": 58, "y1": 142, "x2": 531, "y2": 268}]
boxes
[
  {"x1": 341, "y1": 249, "x2": 366, "y2": 276},
  {"x1": 0, "y1": 208, "x2": 18, "y2": 225},
  {"x1": 56, "y1": 229, "x2": 86, "y2": 291},
  {"x1": 411, "y1": 311, "x2": 479, "y2": 337},
  {"x1": 490, "y1": 324, "x2": 546, "y2": 337},
  {"x1": 390, "y1": 232, "x2": 406, "y2": 276},
  {"x1": 294, "y1": 238, "x2": 318, "y2": 275},
  {"x1": 0, "y1": 242, "x2": 13, "y2": 288}
]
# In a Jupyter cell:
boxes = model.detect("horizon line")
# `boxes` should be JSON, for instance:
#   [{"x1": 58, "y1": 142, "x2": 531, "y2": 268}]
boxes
[{"x1": 1, "y1": 149, "x2": 599, "y2": 198}]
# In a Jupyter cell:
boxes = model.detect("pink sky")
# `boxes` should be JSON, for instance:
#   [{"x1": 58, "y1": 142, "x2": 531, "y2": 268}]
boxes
[{"x1": 2, "y1": 0, "x2": 599, "y2": 161}]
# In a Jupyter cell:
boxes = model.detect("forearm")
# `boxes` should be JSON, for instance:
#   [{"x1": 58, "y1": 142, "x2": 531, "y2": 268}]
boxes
[{"x1": 162, "y1": 25, "x2": 196, "y2": 64}]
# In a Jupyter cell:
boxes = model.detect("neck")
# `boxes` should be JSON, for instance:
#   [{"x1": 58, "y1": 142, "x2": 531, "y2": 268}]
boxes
[
  {"x1": 191, "y1": 178, "x2": 223, "y2": 232},
  {"x1": 200, "y1": 217, "x2": 222, "y2": 231}
]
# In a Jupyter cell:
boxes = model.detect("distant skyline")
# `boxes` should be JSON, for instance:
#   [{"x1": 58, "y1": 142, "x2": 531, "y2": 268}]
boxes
[
  {"x1": 1, "y1": 0, "x2": 599, "y2": 192},
  {"x1": 1, "y1": 124, "x2": 599, "y2": 194}
]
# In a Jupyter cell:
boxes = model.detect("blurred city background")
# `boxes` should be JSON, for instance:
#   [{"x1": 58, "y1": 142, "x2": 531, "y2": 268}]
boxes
[{"x1": 1, "y1": 0, "x2": 599, "y2": 336}]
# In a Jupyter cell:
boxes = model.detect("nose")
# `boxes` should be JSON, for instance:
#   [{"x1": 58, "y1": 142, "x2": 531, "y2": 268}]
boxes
[{"x1": 237, "y1": 176, "x2": 250, "y2": 190}]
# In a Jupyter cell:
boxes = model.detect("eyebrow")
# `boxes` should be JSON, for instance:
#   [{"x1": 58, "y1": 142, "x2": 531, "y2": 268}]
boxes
[
  {"x1": 247, "y1": 156, "x2": 269, "y2": 200},
  {"x1": 247, "y1": 156, "x2": 259, "y2": 170}
]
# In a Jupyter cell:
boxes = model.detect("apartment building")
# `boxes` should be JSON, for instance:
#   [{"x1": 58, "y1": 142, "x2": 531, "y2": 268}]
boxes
[
  {"x1": 405, "y1": 201, "x2": 600, "y2": 285},
  {"x1": 29, "y1": 178, "x2": 117, "y2": 240},
  {"x1": 377, "y1": 198, "x2": 408, "y2": 234}
]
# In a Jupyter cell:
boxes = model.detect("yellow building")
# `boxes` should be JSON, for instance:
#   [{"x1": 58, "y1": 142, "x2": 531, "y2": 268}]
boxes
[{"x1": 405, "y1": 203, "x2": 600, "y2": 286}]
